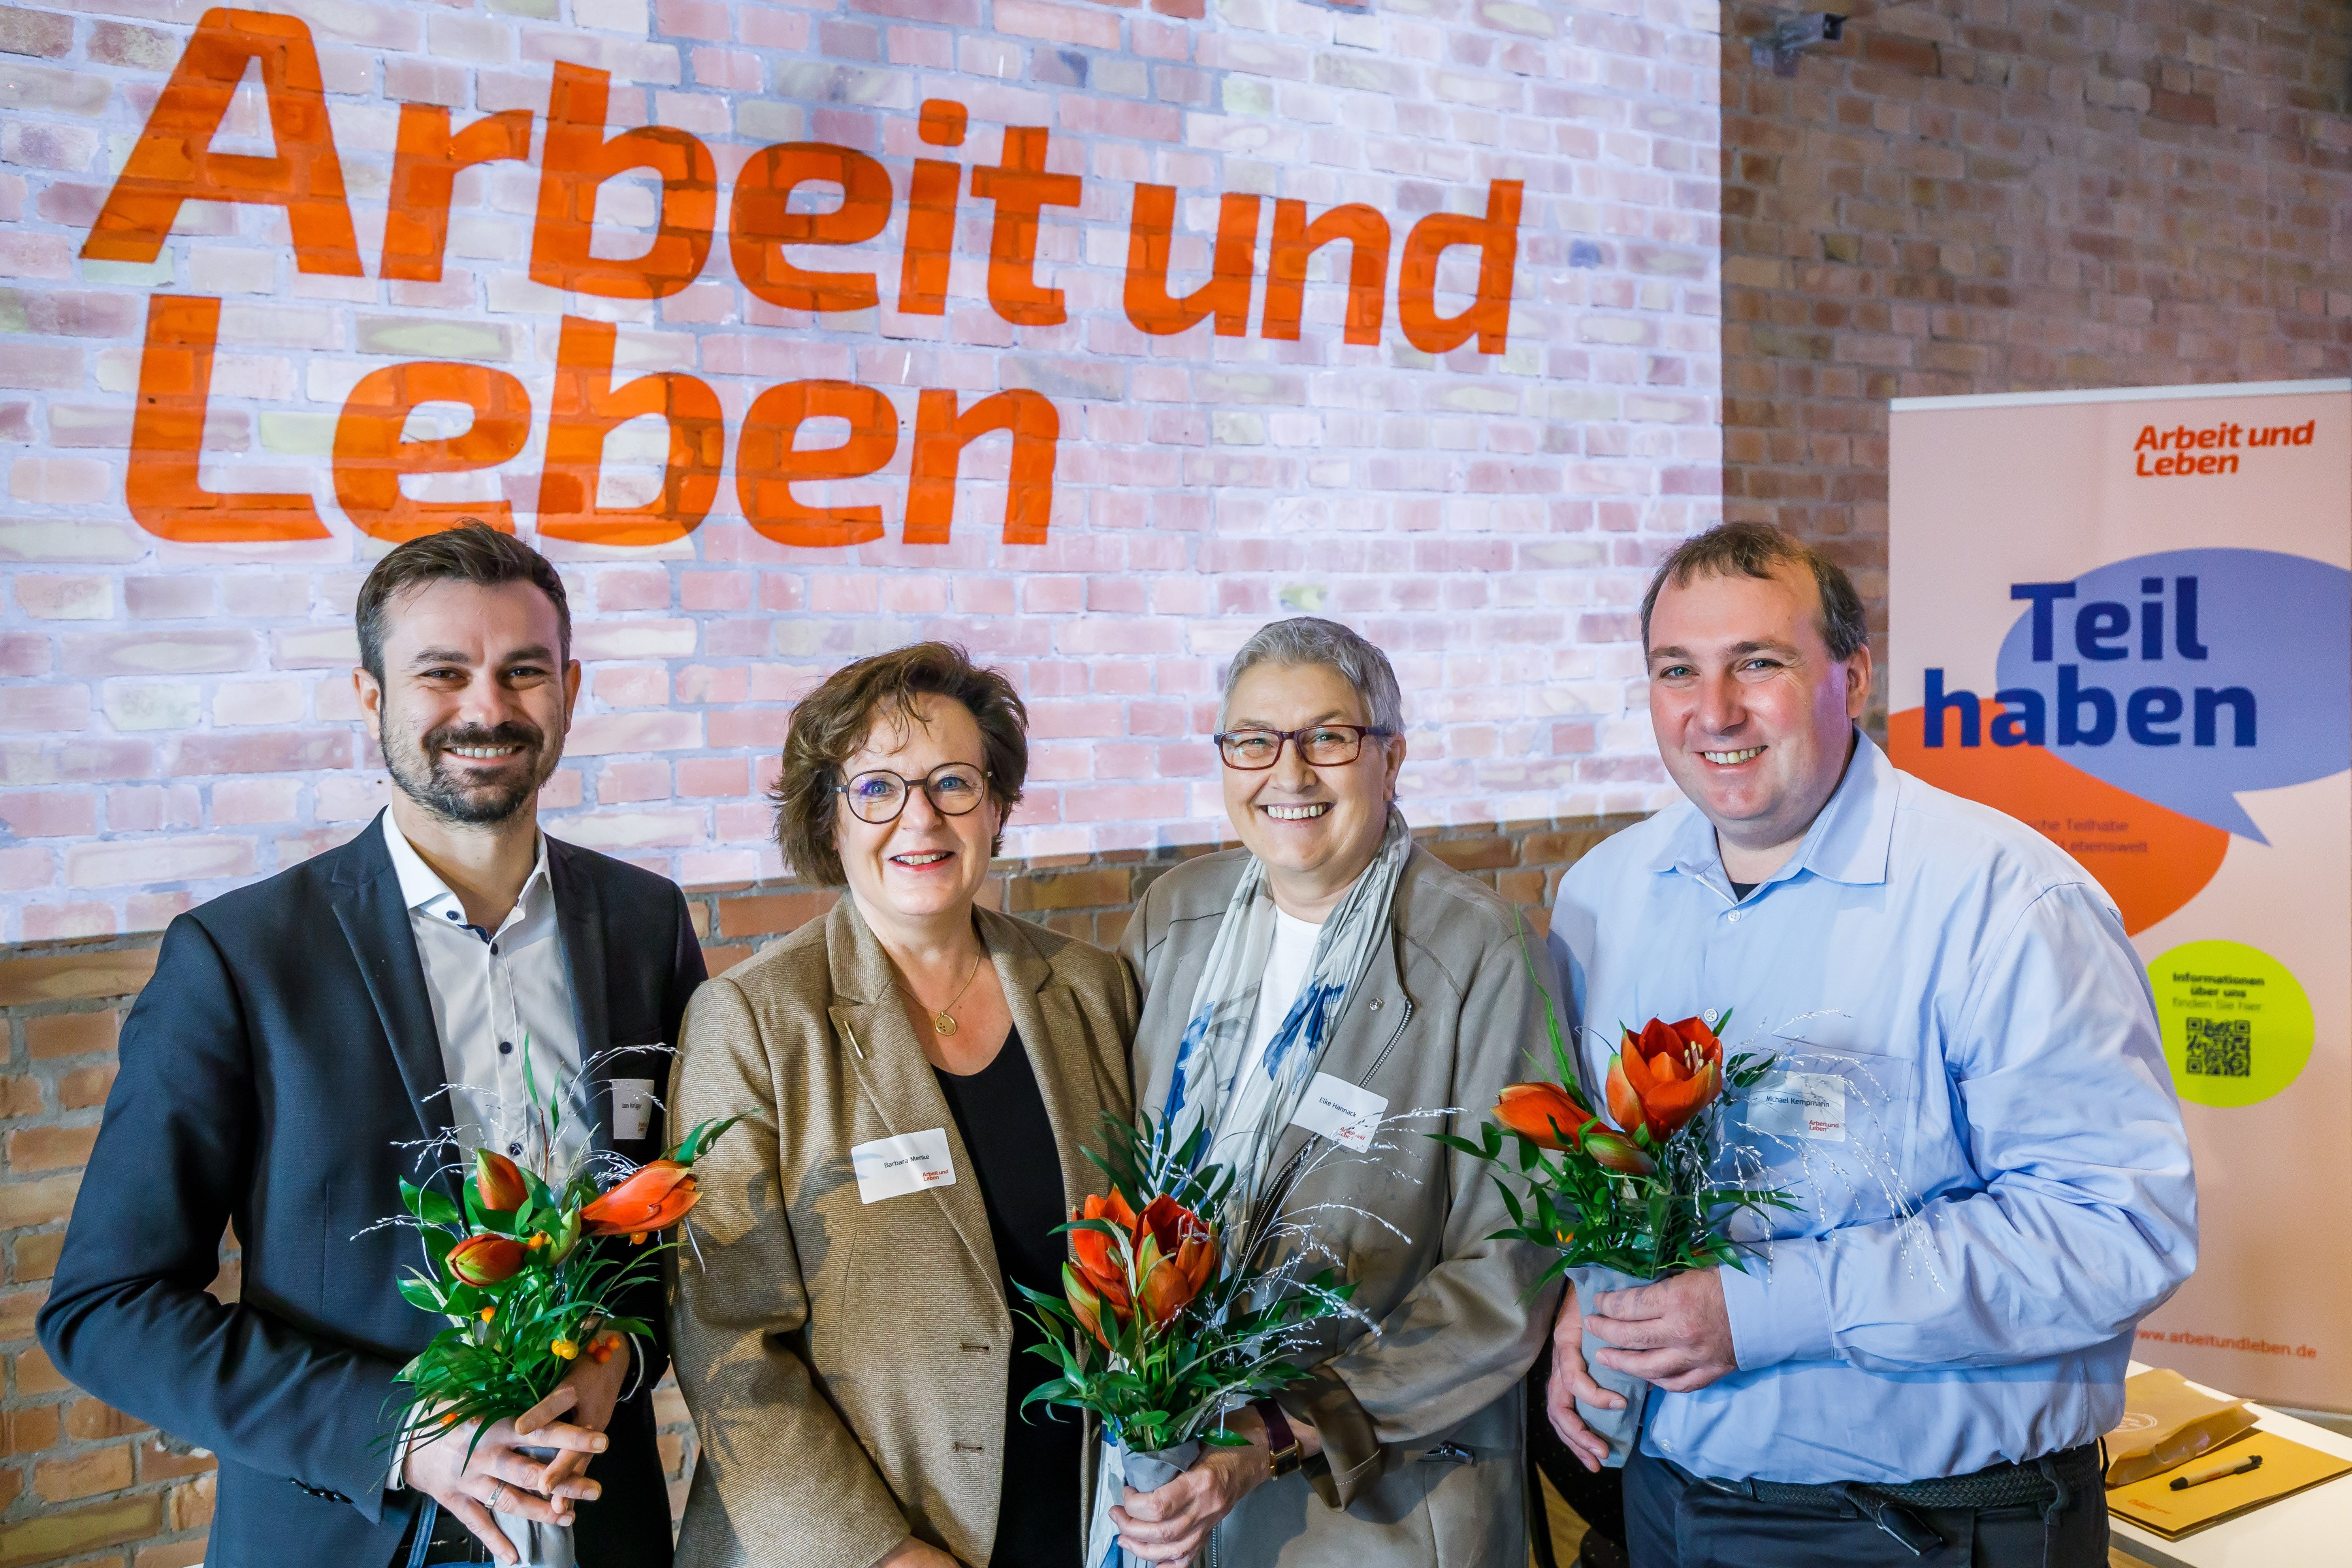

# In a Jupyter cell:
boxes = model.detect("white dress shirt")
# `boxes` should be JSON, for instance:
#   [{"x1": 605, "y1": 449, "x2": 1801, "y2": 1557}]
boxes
[
  {"x1": 382, "y1": 813, "x2": 586, "y2": 1568},
  {"x1": 382, "y1": 813, "x2": 589, "y2": 1178}
]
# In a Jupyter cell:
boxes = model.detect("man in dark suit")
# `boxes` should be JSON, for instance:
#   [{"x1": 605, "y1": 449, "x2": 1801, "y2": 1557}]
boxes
[{"x1": 41, "y1": 522, "x2": 706, "y2": 1567}]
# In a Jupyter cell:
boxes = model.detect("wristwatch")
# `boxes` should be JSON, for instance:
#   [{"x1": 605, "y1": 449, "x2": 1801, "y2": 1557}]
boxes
[{"x1": 1252, "y1": 1398, "x2": 1303, "y2": 1479}]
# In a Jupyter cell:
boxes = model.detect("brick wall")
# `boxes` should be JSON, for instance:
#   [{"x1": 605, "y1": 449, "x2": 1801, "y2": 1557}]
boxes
[
  {"x1": 1717, "y1": 0, "x2": 2352, "y2": 721},
  {"x1": 0, "y1": 816, "x2": 1632, "y2": 1567},
  {"x1": 0, "y1": 0, "x2": 1728, "y2": 942}
]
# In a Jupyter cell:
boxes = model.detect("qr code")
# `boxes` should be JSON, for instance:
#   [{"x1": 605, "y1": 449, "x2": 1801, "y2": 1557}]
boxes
[{"x1": 2184, "y1": 1016, "x2": 2251, "y2": 1078}]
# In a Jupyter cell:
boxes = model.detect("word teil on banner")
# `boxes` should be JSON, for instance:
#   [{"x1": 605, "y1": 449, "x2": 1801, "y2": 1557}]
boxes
[
  {"x1": 86, "y1": 9, "x2": 1527, "y2": 550},
  {"x1": 1888, "y1": 378, "x2": 2352, "y2": 1412}
]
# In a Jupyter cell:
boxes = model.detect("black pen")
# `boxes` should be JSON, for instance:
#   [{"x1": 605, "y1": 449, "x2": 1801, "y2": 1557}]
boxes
[{"x1": 2170, "y1": 1452, "x2": 2263, "y2": 1491}]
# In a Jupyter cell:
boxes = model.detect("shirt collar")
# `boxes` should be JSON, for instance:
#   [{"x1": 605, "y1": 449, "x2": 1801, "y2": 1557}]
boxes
[
  {"x1": 380, "y1": 810, "x2": 550, "y2": 926},
  {"x1": 1647, "y1": 728, "x2": 1897, "y2": 892}
]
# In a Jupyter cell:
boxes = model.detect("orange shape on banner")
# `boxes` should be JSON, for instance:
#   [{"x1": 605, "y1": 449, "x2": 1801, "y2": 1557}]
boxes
[{"x1": 1889, "y1": 706, "x2": 2230, "y2": 935}]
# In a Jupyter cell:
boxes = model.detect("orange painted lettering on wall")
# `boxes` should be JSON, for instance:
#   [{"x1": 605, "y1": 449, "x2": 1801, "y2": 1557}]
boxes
[
  {"x1": 730, "y1": 144, "x2": 894, "y2": 313},
  {"x1": 1262, "y1": 201, "x2": 1390, "y2": 346},
  {"x1": 1397, "y1": 180, "x2": 1524, "y2": 355},
  {"x1": 736, "y1": 380, "x2": 899, "y2": 547},
  {"x1": 382, "y1": 105, "x2": 534, "y2": 283},
  {"x1": 126, "y1": 295, "x2": 330, "y2": 542},
  {"x1": 908, "y1": 390, "x2": 1060, "y2": 546},
  {"x1": 896, "y1": 100, "x2": 969, "y2": 316},
  {"x1": 530, "y1": 63, "x2": 716, "y2": 299},
  {"x1": 970, "y1": 127, "x2": 1081, "y2": 327},
  {"x1": 83, "y1": 8, "x2": 362, "y2": 275},
  {"x1": 83, "y1": 16, "x2": 1535, "y2": 550},
  {"x1": 1124, "y1": 187, "x2": 1261, "y2": 338},
  {"x1": 333, "y1": 362, "x2": 532, "y2": 541},
  {"x1": 536, "y1": 316, "x2": 724, "y2": 546}
]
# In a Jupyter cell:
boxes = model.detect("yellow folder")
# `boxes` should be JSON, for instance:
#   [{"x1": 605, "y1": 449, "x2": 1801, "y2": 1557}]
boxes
[{"x1": 2106, "y1": 1430, "x2": 2352, "y2": 1540}]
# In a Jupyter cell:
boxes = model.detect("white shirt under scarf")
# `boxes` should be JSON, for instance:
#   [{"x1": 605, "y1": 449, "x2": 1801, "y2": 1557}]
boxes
[
  {"x1": 382, "y1": 813, "x2": 584, "y2": 1568},
  {"x1": 1214, "y1": 907, "x2": 1323, "y2": 1169}
]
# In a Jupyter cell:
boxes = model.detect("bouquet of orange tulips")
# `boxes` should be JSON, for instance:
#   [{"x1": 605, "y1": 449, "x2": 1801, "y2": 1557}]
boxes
[
  {"x1": 1438, "y1": 939, "x2": 1794, "y2": 1464},
  {"x1": 1015, "y1": 1113, "x2": 1358, "y2": 1471},
  {"x1": 1437, "y1": 939, "x2": 1793, "y2": 1286},
  {"x1": 385, "y1": 1114, "x2": 735, "y2": 1458}
]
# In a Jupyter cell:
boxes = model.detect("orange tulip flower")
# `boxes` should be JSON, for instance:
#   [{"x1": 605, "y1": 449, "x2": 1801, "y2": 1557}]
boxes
[
  {"x1": 1606, "y1": 1015, "x2": 1724, "y2": 1141},
  {"x1": 1493, "y1": 1082, "x2": 1595, "y2": 1150},
  {"x1": 1068, "y1": 1190, "x2": 1139, "y2": 1316},
  {"x1": 475, "y1": 1148, "x2": 528, "y2": 1213},
  {"x1": 1064, "y1": 1262, "x2": 1113, "y2": 1348},
  {"x1": 447, "y1": 1233, "x2": 526, "y2": 1286},
  {"x1": 581, "y1": 1160, "x2": 699, "y2": 1237},
  {"x1": 1133, "y1": 1195, "x2": 1217, "y2": 1327}
]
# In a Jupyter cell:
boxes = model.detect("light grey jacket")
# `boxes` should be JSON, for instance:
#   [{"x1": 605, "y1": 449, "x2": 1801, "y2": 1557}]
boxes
[{"x1": 1120, "y1": 845, "x2": 1564, "y2": 1568}]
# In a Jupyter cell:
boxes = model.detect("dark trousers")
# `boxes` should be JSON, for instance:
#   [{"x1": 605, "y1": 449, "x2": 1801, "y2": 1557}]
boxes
[{"x1": 1624, "y1": 1447, "x2": 2110, "y2": 1568}]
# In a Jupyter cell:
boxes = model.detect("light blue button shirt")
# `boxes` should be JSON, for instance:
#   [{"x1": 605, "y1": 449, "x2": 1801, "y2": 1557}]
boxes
[{"x1": 1549, "y1": 733, "x2": 2196, "y2": 1485}]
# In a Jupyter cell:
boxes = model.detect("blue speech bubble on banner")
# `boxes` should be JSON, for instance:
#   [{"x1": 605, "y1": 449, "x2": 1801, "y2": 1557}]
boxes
[{"x1": 1986, "y1": 548, "x2": 2350, "y2": 842}]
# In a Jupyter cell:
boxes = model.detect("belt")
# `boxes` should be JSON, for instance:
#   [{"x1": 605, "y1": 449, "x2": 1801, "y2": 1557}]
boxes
[{"x1": 1690, "y1": 1442, "x2": 2102, "y2": 1558}]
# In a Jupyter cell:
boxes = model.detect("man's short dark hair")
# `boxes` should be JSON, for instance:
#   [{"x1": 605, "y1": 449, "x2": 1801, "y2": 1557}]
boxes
[
  {"x1": 355, "y1": 521, "x2": 572, "y2": 683},
  {"x1": 1639, "y1": 521, "x2": 1869, "y2": 661}
]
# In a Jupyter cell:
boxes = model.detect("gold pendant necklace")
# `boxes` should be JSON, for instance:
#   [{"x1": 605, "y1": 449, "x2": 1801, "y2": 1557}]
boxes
[{"x1": 899, "y1": 950, "x2": 984, "y2": 1036}]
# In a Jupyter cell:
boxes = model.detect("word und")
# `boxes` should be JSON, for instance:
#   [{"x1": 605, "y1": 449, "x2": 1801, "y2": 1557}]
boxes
[{"x1": 2131, "y1": 418, "x2": 2316, "y2": 478}]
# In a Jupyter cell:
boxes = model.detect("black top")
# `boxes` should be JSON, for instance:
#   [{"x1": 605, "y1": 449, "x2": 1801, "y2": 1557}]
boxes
[
  {"x1": 934, "y1": 1027, "x2": 1083, "y2": 1568},
  {"x1": 1729, "y1": 880, "x2": 1757, "y2": 901}
]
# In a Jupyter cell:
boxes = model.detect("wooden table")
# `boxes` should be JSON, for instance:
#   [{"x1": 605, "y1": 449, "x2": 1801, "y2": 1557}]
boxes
[{"x1": 2110, "y1": 1363, "x2": 2352, "y2": 1568}]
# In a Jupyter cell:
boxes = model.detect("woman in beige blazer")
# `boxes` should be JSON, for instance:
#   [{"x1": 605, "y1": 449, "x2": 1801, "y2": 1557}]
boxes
[
  {"x1": 1108, "y1": 617, "x2": 1560, "y2": 1568},
  {"x1": 667, "y1": 643, "x2": 1136, "y2": 1568}
]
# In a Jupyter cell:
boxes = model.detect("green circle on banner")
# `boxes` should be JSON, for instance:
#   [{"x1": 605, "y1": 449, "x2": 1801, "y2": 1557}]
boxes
[{"x1": 2146, "y1": 941, "x2": 2314, "y2": 1107}]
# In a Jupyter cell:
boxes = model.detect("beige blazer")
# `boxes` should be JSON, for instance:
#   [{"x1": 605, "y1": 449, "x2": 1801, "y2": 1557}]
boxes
[
  {"x1": 667, "y1": 896, "x2": 1137, "y2": 1568},
  {"x1": 1121, "y1": 845, "x2": 1564, "y2": 1568}
]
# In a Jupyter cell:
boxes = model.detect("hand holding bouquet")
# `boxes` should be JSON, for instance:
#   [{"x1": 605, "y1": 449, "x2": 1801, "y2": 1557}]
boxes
[
  {"x1": 387, "y1": 1116, "x2": 736, "y2": 1461},
  {"x1": 1017, "y1": 1114, "x2": 1358, "y2": 1493},
  {"x1": 1438, "y1": 941, "x2": 1791, "y2": 1463}
]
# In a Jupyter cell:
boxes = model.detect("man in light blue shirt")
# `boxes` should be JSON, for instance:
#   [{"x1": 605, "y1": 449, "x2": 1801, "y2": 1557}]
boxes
[{"x1": 1546, "y1": 523, "x2": 2196, "y2": 1567}]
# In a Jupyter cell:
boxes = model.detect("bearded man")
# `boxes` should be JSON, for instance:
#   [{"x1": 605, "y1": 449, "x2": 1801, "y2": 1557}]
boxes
[{"x1": 42, "y1": 522, "x2": 704, "y2": 1567}]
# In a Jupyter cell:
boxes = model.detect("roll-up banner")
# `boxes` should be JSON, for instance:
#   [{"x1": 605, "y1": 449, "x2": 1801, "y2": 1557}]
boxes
[{"x1": 1890, "y1": 379, "x2": 2352, "y2": 1410}]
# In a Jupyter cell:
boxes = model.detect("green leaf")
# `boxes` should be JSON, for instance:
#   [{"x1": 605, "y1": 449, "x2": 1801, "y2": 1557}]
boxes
[
  {"x1": 671, "y1": 1116, "x2": 742, "y2": 1166},
  {"x1": 403, "y1": 1180, "x2": 461, "y2": 1229}
]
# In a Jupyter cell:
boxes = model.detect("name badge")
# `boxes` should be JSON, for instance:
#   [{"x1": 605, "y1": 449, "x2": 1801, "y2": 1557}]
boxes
[
  {"x1": 610, "y1": 1078, "x2": 656, "y2": 1142},
  {"x1": 852, "y1": 1128, "x2": 958, "y2": 1204},
  {"x1": 1290, "y1": 1072, "x2": 1387, "y2": 1151},
  {"x1": 1746, "y1": 1072, "x2": 1847, "y2": 1143}
]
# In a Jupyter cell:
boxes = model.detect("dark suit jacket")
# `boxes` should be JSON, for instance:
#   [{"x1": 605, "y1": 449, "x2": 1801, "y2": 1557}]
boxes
[{"x1": 39, "y1": 812, "x2": 706, "y2": 1568}]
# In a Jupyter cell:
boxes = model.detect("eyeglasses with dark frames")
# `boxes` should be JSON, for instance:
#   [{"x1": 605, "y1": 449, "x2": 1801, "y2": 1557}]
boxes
[
  {"x1": 834, "y1": 762, "x2": 993, "y2": 824},
  {"x1": 1213, "y1": 725, "x2": 1396, "y2": 771}
]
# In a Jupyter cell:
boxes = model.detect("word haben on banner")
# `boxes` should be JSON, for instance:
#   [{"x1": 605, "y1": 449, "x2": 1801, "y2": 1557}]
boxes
[{"x1": 83, "y1": 8, "x2": 1527, "y2": 550}]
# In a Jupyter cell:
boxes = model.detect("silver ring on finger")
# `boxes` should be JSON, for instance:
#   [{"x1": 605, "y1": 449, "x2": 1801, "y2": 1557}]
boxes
[{"x1": 489, "y1": 1480, "x2": 508, "y2": 1511}]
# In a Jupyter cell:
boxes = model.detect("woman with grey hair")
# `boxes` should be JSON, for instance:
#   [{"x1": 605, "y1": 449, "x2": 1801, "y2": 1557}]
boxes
[{"x1": 1102, "y1": 616, "x2": 1563, "y2": 1567}]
